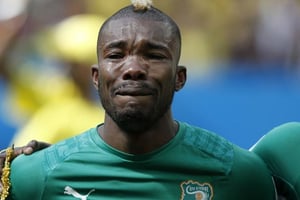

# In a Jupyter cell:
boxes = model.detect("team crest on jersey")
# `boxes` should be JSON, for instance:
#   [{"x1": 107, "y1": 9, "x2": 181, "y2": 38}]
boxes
[{"x1": 180, "y1": 180, "x2": 213, "y2": 200}]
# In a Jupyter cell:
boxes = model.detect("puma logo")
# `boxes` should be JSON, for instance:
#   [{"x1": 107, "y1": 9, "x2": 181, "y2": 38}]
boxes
[{"x1": 64, "y1": 186, "x2": 95, "y2": 200}]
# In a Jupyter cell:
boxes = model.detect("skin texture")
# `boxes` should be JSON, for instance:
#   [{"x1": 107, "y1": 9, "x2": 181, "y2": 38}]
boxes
[{"x1": 92, "y1": 17, "x2": 186, "y2": 154}]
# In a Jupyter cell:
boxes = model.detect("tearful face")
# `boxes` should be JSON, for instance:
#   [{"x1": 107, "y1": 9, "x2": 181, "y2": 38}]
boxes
[{"x1": 96, "y1": 17, "x2": 180, "y2": 133}]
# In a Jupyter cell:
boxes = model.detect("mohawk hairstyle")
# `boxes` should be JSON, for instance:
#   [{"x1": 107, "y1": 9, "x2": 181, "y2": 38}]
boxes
[{"x1": 131, "y1": 0, "x2": 153, "y2": 11}]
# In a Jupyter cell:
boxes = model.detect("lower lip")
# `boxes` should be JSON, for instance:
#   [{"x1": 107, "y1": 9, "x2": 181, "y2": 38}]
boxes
[{"x1": 116, "y1": 94, "x2": 153, "y2": 101}]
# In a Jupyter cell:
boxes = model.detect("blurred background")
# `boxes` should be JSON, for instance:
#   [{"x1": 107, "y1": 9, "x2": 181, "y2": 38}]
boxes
[{"x1": 0, "y1": 0, "x2": 300, "y2": 149}]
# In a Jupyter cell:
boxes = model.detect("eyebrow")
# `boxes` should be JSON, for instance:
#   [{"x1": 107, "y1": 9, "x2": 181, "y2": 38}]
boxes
[
  {"x1": 143, "y1": 41, "x2": 170, "y2": 52},
  {"x1": 103, "y1": 41, "x2": 127, "y2": 50},
  {"x1": 102, "y1": 40, "x2": 172, "y2": 58},
  {"x1": 141, "y1": 40, "x2": 173, "y2": 59}
]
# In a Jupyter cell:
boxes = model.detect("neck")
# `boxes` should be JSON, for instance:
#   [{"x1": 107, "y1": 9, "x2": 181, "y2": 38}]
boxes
[{"x1": 98, "y1": 111, "x2": 178, "y2": 155}]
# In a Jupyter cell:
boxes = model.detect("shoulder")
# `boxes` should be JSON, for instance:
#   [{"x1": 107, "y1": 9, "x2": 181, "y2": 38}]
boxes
[
  {"x1": 232, "y1": 145, "x2": 270, "y2": 175},
  {"x1": 9, "y1": 128, "x2": 96, "y2": 199},
  {"x1": 8, "y1": 130, "x2": 91, "y2": 181},
  {"x1": 230, "y1": 146, "x2": 276, "y2": 199},
  {"x1": 179, "y1": 122, "x2": 234, "y2": 160},
  {"x1": 178, "y1": 122, "x2": 276, "y2": 199},
  {"x1": 179, "y1": 122, "x2": 272, "y2": 172},
  {"x1": 261, "y1": 121, "x2": 300, "y2": 140},
  {"x1": 264, "y1": 121, "x2": 300, "y2": 140},
  {"x1": 251, "y1": 122, "x2": 300, "y2": 199},
  {"x1": 178, "y1": 122, "x2": 235, "y2": 174},
  {"x1": 35, "y1": 127, "x2": 98, "y2": 171},
  {"x1": 251, "y1": 121, "x2": 300, "y2": 159},
  {"x1": 179, "y1": 122, "x2": 268, "y2": 173}
]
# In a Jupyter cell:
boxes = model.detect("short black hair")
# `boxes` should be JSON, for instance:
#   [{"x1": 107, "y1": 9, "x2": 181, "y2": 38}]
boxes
[{"x1": 97, "y1": 5, "x2": 181, "y2": 63}]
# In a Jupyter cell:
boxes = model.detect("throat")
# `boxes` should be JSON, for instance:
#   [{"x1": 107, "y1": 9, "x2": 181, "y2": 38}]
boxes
[{"x1": 98, "y1": 120, "x2": 179, "y2": 155}]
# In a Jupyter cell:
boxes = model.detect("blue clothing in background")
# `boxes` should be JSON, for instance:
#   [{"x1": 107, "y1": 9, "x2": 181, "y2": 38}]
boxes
[{"x1": 173, "y1": 66, "x2": 300, "y2": 149}]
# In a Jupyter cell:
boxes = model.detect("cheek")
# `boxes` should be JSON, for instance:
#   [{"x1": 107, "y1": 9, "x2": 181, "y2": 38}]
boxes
[
  {"x1": 98, "y1": 65, "x2": 119, "y2": 96},
  {"x1": 99, "y1": 61, "x2": 115, "y2": 76},
  {"x1": 98, "y1": 62, "x2": 117, "y2": 82},
  {"x1": 157, "y1": 71, "x2": 176, "y2": 97},
  {"x1": 97, "y1": 68, "x2": 108, "y2": 89},
  {"x1": 98, "y1": 74, "x2": 110, "y2": 92},
  {"x1": 158, "y1": 66, "x2": 176, "y2": 85}
]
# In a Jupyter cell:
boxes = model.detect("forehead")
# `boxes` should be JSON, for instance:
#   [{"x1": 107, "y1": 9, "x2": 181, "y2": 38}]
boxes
[{"x1": 99, "y1": 17, "x2": 174, "y2": 46}]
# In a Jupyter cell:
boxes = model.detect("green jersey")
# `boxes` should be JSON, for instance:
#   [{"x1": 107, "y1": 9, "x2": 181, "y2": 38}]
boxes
[
  {"x1": 8, "y1": 122, "x2": 275, "y2": 200},
  {"x1": 252, "y1": 122, "x2": 300, "y2": 200}
]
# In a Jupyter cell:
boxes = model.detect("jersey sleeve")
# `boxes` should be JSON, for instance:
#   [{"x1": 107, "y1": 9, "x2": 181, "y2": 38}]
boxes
[
  {"x1": 8, "y1": 151, "x2": 46, "y2": 199},
  {"x1": 230, "y1": 147, "x2": 277, "y2": 199},
  {"x1": 251, "y1": 122, "x2": 300, "y2": 199}
]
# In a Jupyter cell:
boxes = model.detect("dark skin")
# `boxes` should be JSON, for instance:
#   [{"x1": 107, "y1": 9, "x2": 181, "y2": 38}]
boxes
[
  {"x1": 92, "y1": 17, "x2": 186, "y2": 154},
  {"x1": 0, "y1": 15, "x2": 186, "y2": 190}
]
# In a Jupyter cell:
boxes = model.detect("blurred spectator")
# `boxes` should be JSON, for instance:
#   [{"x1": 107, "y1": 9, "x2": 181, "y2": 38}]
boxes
[
  {"x1": 0, "y1": 0, "x2": 29, "y2": 148},
  {"x1": 10, "y1": 14, "x2": 105, "y2": 146},
  {"x1": 227, "y1": 0, "x2": 300, "y2": 71},
  {"x1": 255, "y1": 0, "x2": 300, "y2": 69},
  {"x1": 4, "y1": 0, "x2": 87, "y2": 121}
]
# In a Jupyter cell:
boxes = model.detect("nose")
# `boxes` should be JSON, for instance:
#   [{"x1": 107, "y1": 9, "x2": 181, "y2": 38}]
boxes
[{"x1": 122, "y1": 56, "x2": 147, "y2": 80}]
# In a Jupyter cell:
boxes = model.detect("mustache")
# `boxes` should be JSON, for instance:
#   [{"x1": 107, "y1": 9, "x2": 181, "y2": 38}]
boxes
[{"x1": 112, "y1": 81, "x2": 157, "y2": 95}]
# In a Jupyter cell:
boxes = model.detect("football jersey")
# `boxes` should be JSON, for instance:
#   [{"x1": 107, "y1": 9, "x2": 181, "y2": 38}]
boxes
[
  {"x1": 252, "y1": 122, "x2": 300, "y2": 200},
  {"x1": 8, "y1": 122, "x2": 276, "y2": 200}
]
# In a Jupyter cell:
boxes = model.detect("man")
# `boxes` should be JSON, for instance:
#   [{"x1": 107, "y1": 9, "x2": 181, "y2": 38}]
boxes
[
  {"x1": 0, "y1": 1, "x2": 276, "y2": 199},
  {"x1": 251, "y1": 122, "x2": 300, "y2": 200}
]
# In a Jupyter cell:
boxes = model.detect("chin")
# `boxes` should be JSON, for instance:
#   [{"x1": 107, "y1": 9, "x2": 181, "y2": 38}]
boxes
[{"x1": 112, "y1": 109, "x2": 156, "y2": 133}]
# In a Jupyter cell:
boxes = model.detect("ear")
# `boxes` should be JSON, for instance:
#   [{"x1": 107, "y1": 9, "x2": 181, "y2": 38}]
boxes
[
  {"x1": 91, "y1": 64, "x2": 99, "y2": 90},
  {"x1": 175, "y1": 65, "x2": 187, "y2": 91}
]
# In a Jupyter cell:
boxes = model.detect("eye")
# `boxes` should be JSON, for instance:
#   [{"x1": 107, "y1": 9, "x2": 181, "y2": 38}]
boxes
[
  {"x1": 146, "y1": 53, "x2": 167, "y2": 60},
  {"x1": 106, "y1": 53, "x2": 124, "y2": 60}
]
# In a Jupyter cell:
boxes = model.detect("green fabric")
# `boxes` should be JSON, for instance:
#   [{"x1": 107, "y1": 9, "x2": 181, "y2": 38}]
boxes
[
  {"x1": 252, "y1": 122, "x2": 300, "y2": 200},
  {"x1": 8, "y1": 122, "x2": 275, "y2": 199}
]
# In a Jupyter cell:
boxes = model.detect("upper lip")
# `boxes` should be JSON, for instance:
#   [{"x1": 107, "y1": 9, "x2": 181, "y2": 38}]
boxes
[{"x1": 114, "y1": 82, "x2": 156, "y2": 96}]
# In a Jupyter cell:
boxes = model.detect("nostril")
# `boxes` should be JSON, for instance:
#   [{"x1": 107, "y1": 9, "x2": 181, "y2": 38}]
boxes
[
  {"x1": 135, "y1": 73, "x2": 146, "y2": 80},
  {"x1": 123, "y1": 73, "x2": 131, "y2": 80},
  {"x1": 122, "y1": 68, "x2": 147, "y2": 80}
]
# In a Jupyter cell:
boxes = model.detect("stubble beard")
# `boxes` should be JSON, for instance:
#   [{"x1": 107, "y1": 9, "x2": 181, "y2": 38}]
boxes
[{"x1": 98, "y1": 83, "x2": 175, "y2": 134}]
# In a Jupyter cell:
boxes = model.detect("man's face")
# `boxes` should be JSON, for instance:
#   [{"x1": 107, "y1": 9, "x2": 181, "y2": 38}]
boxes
[{"x1": 94, "y1": 17, "x2": 181, "y2": 133}]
